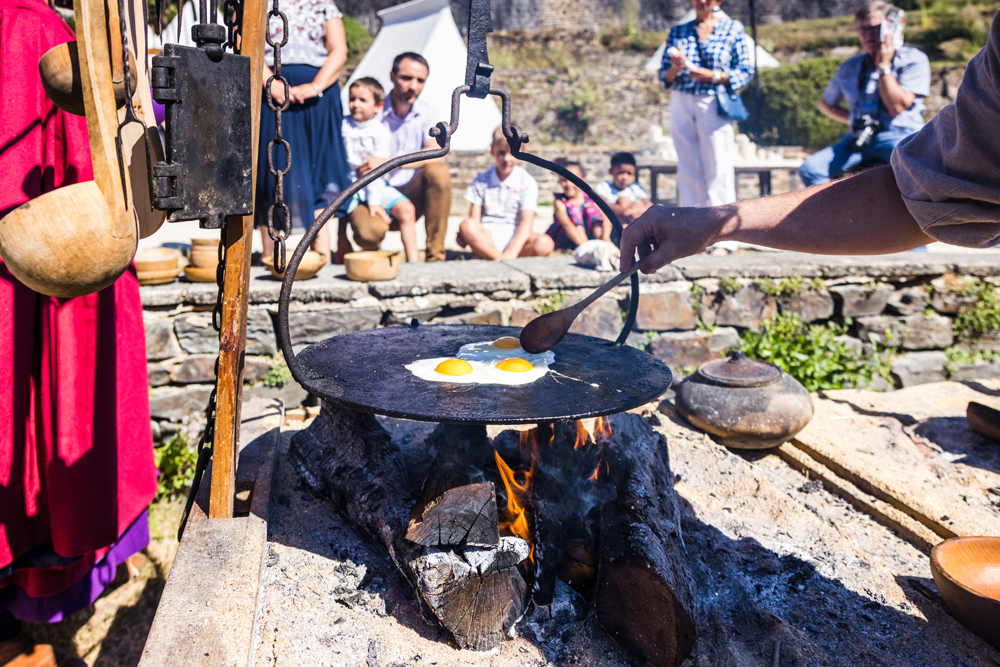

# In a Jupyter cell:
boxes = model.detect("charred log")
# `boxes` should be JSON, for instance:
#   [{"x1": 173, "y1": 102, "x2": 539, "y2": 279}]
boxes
[
  {"x1": 407, "y1": 424, "x2": 500, "y2": 548},
  {"x1": 288, "y1": 405, "x2": 529, "y2": 651},
  {"x1": 596, "y1": 412, "x2": 697, "y2": 667}
]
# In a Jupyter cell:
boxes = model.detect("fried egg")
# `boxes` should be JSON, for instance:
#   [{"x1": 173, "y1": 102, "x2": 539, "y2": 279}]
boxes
[{"x1": 405, "y1": 337, "x2": 555, "y2": 385}]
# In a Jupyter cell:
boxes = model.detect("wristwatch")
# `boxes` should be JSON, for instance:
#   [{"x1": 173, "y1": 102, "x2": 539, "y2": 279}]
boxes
[
  {"x1": 712, "y1": 70, "x2": 722, "y2": 84},
  {"x1": 879, "y1": 65, "x2": 893, "y2": 78}
]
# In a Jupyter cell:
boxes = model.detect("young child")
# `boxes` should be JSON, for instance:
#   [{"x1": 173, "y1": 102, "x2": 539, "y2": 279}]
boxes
[
  {"x1": 333, "y1": 77, "x2": 419, "y2": 263},
  {"x1": 546, "y1": 161, "x2": 610, "y2": 250},
  {"x1": 595, "y1": 151, "x2": 652, "y2": 224},
  {"x1": 457, "y1": 127, "x2": 554, "y2": 260}
]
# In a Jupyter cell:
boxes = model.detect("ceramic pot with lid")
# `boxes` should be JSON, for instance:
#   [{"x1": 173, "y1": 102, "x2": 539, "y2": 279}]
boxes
[{"x1": 674, "y1": 351, "x2": 814, "y2": 449}]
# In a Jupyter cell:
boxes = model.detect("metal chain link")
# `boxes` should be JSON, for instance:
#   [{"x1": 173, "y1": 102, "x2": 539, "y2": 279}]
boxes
[
  {"x1": 264, "y1": 0, "x2": 291, "y2": 274},
  {"x1": 222, "y1": 0, "x2": 242, "y2": 52}
]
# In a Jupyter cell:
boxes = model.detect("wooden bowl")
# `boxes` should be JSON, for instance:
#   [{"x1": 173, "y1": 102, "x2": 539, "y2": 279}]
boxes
[
  {"x1": 189, "y1": 238, "x2": 221, "y2": 268},
  {"x1": 134, "y1": 247, "x2": 181, "y2": 273},
  {"x1": 262, "y1": 251, "x2": 325, "y2": 280},
  {"x1": 930, "y1": 536, "x2": 1000, "y2": 650},
  {"x1": 137, "y1": 267, "x2": 182, "y2": 286},
  {"x1": 344, "y1": 251, "x2": 402, "y2": 282},
  {"x1": 183, "y1": 265, "x2": 218, "y2": 283}
]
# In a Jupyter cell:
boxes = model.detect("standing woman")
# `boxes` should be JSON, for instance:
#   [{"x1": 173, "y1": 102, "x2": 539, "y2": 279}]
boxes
[
  {"x1": 660, "y1": 0, "x2": 753, "y2": 209},
  {"x1": 257, "y1": 0, "x2": 350, "y2": 264}
]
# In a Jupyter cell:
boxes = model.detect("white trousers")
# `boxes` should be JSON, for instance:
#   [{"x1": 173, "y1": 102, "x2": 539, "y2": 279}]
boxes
[{"x1": 669, "y1": 91, "x2": 736, "y2": 208}]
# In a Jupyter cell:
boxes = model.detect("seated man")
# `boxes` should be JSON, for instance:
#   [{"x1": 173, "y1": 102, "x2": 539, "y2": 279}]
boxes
[
  {"x1": 798, "y1": 1, "x2": 930, "y2": 186},
  {"x1": 458, "y1": 127, "x2": 554, "y2": 260},
  {"x1": 595, "y1": 152, "x2": 652, "y2": 224},
  {"x1": 350, "y1": 52, "x2": 452, "y2": 261}
]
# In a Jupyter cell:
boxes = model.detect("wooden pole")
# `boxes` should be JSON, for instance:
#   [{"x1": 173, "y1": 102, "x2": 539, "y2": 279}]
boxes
[{"x1": 209, "y1": 0, "x2": 268, "y2": 519}]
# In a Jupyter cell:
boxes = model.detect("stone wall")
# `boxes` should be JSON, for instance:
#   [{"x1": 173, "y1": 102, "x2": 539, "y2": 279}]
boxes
[{"x1": 143, "y1": 252, "x2": 1000, "y2": 440}]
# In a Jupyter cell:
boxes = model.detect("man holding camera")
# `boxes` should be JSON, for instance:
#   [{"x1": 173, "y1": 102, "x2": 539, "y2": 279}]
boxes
[{"x1": 798, "y1": 1, "x2": 930, "y2": 186}]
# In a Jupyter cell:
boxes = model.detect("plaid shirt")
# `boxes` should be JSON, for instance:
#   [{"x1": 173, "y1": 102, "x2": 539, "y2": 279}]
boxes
[{"x1": 660, "y1": 16, "x2": 754, "y2": 96}]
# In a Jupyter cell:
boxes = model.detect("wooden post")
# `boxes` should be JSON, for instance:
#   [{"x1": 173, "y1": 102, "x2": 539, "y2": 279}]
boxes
[{"x1": 209, "y1": 0, "x2": 269, "y2": 519}]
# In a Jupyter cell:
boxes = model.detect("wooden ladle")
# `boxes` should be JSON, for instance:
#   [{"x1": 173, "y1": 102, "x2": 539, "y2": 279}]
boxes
[
  {"x1": 0, "y1": 0, "x2": 136, "y2": 297},
  {"x1": 519, "y1": 262, "x2": 642, "y2": 353}
]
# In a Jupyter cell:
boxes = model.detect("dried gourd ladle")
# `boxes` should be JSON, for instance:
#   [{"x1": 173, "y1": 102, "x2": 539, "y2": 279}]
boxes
[
  {"x1": 519, "y1": 262, "x2": 642, "y2": 354},
  {"x1": 0, "y1": 0, "x2": 136, "y2": 298}
]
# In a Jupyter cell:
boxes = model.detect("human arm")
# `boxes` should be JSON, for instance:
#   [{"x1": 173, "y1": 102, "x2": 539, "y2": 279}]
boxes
[
  {"x1": 554, "y1": 199, "x2": 589, "y2": 246},
  {"x1": 659, "y1": 29, "x2": 687, "y2": 86},
  {"x1": 500, "y1": 210, "x2": 536, "y2": 259},
  {"x1": 877, "y1": 38, "x2": 927, "y2": 118},
  {"x1": 619, "y1": 165, "x2": 932, "y2": 273},
  {"x1": 289, "y1": 17, "x2": 348, "y2": 103},
  {"x1": 818, "y1": 98, "x2": 851, "y2": 124},
  {"x1": 357, "y1": 138, "x2": 444, "y2": 175}
]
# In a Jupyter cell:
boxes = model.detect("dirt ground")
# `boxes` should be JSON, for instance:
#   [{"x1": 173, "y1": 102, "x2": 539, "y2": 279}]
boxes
[{"x1": 18, "y1": 500, "x2": 183, "y2": 667}]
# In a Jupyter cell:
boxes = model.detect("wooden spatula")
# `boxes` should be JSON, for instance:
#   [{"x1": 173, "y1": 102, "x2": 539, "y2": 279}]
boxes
[{"x1": 519, "y1": 262, "x2": 642, "y2": 353}]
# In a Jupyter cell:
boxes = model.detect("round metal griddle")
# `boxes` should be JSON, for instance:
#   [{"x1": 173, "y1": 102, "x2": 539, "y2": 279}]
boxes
[{"x1": 293, "y1": 324, "x2": 673, "y2": 424}]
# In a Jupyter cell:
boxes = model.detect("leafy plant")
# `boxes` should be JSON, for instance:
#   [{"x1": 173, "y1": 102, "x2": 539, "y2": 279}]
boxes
[
  {"x1": 944, "y1": 346, "x2": 1000, "y2": 376},
  {"x1": 546, "y1": 83, "x2": 603, "y2": 144},
  {"x1": 740, "y1": 313, "x2": 891, "y2": 391},
  {"x1": 754, "y1": 276, "x2": 827, "y2": 297},
  {"x1": 154, "y1": 416, "x2": 201, "y2": 500},
  {"x1": 343, "y1": 15, "x2": 373, "y2": 61},
  {"x1": 538, "y1": 293, "x2": 567, "y2": 315},
  {"x1": 954, "y1": 283, "x2": 1000, "y2": 338},
  {"x1": 718, "y1": 276, "x2": 742, "y2": 295},
  {"x1": 263, "y1": 355, "x2": 292, "y2": 388}
]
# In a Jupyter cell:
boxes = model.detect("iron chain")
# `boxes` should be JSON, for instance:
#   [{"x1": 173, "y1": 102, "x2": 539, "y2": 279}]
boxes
[
  {"x1": 264, "y1": 0, "x2": 291, "y2": 274},
  {"x1": 223, "y1": 0, "x2": 243, "y2": 52}
]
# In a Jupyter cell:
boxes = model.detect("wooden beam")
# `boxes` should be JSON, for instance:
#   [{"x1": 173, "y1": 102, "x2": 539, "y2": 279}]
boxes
[{"x1": 209, "y1": 0, "x2": 268, "y2": 519}]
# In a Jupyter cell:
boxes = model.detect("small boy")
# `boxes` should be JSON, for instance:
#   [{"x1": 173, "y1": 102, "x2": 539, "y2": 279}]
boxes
[
  {"x1": 457, "y1": 127, "x2": 554, "y2": 260},
  {"x1": 546, "y1": 161, "x2": 610, "y2": 250},
  {"x1": 595, "y1": 152, "x2": 652, "y2": 224},
  {"x1": 333, "y1": 77, "x2": 419, "y2": 263}
]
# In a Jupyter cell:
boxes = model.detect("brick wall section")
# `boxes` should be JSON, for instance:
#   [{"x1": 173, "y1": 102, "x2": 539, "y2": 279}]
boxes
[{"x1": 142, "y1": 252, "x2": 1000, "y2": 438}]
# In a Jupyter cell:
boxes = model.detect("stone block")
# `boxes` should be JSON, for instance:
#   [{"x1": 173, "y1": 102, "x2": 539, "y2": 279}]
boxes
[
  {"x1": 887, "y1": 286, "x2": 930, "y2": 315},
  {"x1": 170, "y1": 354, "x2": 216, "y2": 384},
  {"x1": 243, "y1": 379, "x2": 309, "y2": 409},
  {"x1": 384, "y1": 307, "x2": 443, "y2": 326},
  {"x1": 245, "y1": 356, "x2": 273, "y2": 383},
  {"x1": 148, "y1": 360, "x2": 174, "y2": 387},
  {"x1": 648, "y1": 327, "x2": 739, "y2": 368},
  {"x1": 959, "y1": 331, "x2": 1000, "y2": 352},
  {"x1": 856, "y1": 316, "x2": 902, "y2": 347},
  {"x1": 568, "y1": 297, "x2": 622, "y2": 340},
  {"x1": 148, "y1": 385, "x2": 214, "y2": 421},
  {"x1": 504, "y1": 255, "x2": 682, "y2": 290},
  {"x1": 145, "y1": 317, "x2": 181, "y2": 361},
  {"x1": 931, "y1": 290, "x2": 978, "y2": 315},
  {"x1": 432, "y1": 310, "x2": 504, "y2": 325},
  {"x1": 368, "y1": 260, "x2": 530, "y2": 298},
  {"x1": 636, "y1": 286, "x2": 696, "y2": 331},
  {"x1": 949, "y1": 360, "x2": 1000, "y2": 381},
  {"x1": 286, "y1": 307, "x2": 382, "y2": 344},
  {"x1": 714, "y1": 287, "x2": 777, "y2": 329},
  {"x1": 174, "y1": 309, "x2": 277, "y2": 355},
  {"x1": 511, "y1": 308, "x2": 540, "y2": 327},
  {"x1": 899, "y1": 314, "x2": 954, "y2": 350},
  {"x1": 891, "y1": 351, "x2": 947, "y2": 387},
  {"x1": 778, "y1": 290, "x2": 834, "y2": 323},
  {"x1": 830, "y1": 284, "x2": 893, "y2": 317}
]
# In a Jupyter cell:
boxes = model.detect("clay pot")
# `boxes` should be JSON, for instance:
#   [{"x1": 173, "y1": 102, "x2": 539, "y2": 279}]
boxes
[
  {"x1": 674, "y1": 351, "x2": 813, "y2": 449},
  {"x1": 190, "y1": 238, "x2": 221, "y2": 268},
  {"x1": 931, "y1": 536, "x2": 1000, "y2": 650},
  {"x1": 344, "y1": 250, "x2": 402, "y2": 282},
  {"x1": 263, "y1": 251, "x2": 325, "y2": 280}
]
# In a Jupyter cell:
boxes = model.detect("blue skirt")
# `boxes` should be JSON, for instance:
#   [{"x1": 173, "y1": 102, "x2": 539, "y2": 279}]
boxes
[{"x1": 256, "y1": 65, "x2": 351, "y2": 231}]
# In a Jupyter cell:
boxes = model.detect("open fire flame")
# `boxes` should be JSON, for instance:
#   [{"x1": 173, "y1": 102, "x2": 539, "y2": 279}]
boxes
[{"x1": 494, "y1": 418, "x2": 613, "y2": 566}]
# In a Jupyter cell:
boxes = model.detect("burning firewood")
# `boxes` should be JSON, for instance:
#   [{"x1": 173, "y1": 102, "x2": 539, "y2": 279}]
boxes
[
  {"x1": 289, "y1": 407, "x2": 529, "y2": 651},
  {"x1": 596, "y1": 412, "x2": 697, "y2": 667}
]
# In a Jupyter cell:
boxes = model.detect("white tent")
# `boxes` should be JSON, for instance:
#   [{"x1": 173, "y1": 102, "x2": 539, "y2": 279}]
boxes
[
  {"x1": 343, "y1": 0, "x2": 502, "y2": 152},
  {"x1": 644, "y1": 9, "x2": 780, "y2": 74}
]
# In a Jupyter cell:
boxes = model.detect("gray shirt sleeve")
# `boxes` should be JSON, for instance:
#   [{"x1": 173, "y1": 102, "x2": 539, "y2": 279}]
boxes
[
  {"x1": 897, "y1": 48, "x2": 931, "y2": 97},
  {"x1": 890, "y1": 11, "x2": 1000, "y2": 248}
]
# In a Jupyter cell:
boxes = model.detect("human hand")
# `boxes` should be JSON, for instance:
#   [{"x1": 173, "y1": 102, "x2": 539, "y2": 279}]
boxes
[
  {"x1": 876, "y1": 33, "x2": 894, "y2": 69},
  {"x1": 688, "y1": 67, "x2": 717, "y2": 83},
  {"x1": 356, "y1": 156, "x2": 388, "y2": 177},
  {"x1": 288, "y1": 84, "x2": 320, "y2": 105},
  {"x1": 369, "y1": 204, "x2": 391, "y2": 225},
  {"x1": 669, "y1": 52, "x2": 687, "y2": 70},
  {"x1": 268, "y1": 78, "x2": 287, "y2": 107},
  {"x1": 619, "y1": 205, "x2": 735, "y2": 274}
]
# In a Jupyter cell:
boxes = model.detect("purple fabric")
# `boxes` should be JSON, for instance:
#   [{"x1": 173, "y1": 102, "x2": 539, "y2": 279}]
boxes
[{"x1": 0, "y1": 510, "x2": 150, "y2": 623}]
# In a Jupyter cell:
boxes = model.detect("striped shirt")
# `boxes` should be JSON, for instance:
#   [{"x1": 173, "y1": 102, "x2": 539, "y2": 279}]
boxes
[{"x1": 660, "y1": 16, "x2": 754, "y2": 96}]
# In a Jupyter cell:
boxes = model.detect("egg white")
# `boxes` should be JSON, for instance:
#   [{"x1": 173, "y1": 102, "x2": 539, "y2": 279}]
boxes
[{"x1": 405, "y1": 340, "x2": 555, "y2": 386}]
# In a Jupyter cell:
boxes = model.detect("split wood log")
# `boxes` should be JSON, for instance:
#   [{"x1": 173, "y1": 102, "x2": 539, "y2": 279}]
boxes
[
  {"x1": 288, "y1": 406, "x2": 529, "y2": 651},
  {"x1": 596, "y1": 412, "x2": 697, "y2": 667},
  {"x1": 407, "y1": 424, "x2": 500, "y2": 548}
]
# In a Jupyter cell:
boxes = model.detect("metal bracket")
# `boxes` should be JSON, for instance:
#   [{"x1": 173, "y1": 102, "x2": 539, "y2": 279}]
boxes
[{"x1": 464, "y1": 0, "x2": 493, "y2": 98}]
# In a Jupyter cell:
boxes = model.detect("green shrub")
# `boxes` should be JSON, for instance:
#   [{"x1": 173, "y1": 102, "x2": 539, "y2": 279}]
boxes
[
  {"x1": 263, "y1": 355, "x2": 292, "y2": 387},
  {"x1": 739, "y1": 59, "x2": 847, "y2": 148},
  {"x1": 740, "y1": 313, "x2": 891, "y2": 391},
  {"x1": 953, "y1": 283, "x2": 1000, "y2": 338},
  {"x1": 944, "y1": 346, "x2": 1000, "y2": 375},
  {"x1": 155, "y1": 417, "x2": 201, "y2": 500},
  {"x1": 343, "y1": 15, "x2": 373, "y2": 61}
]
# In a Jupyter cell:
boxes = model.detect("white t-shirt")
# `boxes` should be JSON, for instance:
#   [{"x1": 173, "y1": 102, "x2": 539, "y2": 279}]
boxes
[
  {"x1": 465, "y1": 165, "x2": 538, "y2": 232},
  {"x1": 595, "y1": 180, "x2": 648, "y2": 204},
  {"x1": 381, "y1": 97, "x2": 445, "y2": 188},
  {"x1": 341, "y1": 116, "x2": 390, "y2": 204}
]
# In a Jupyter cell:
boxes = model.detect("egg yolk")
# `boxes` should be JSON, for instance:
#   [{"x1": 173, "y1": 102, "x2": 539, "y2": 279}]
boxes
[
  {"x1": 492, "y1": 336, "x2": 521, "y2": 349},
  {"x1": 435, "y1": 359, "x2": 474, "y2": 376},
  {"x1": 497, "y1": 357, "x2": 533, "y2": 373}
]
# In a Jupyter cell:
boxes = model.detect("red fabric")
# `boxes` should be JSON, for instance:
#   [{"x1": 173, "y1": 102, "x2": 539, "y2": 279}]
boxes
[{"x1": 0, "y1": 0, "x2": 158, "y2": 597}]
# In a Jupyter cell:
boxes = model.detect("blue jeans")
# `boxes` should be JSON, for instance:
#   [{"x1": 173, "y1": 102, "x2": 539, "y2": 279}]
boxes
[{"x1": 798, "y1": 129, "x2": 914, "y2": 187}]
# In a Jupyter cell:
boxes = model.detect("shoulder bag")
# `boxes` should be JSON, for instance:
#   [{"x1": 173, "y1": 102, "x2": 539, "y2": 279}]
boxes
[{"x1": 716, "y1": 83, "x2": 749, "y2": 121}]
